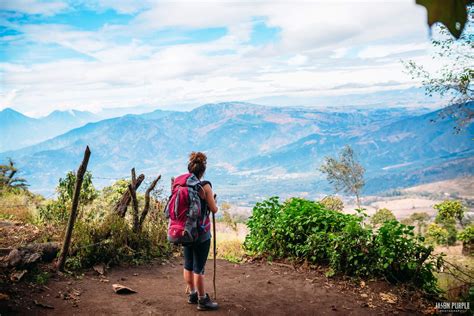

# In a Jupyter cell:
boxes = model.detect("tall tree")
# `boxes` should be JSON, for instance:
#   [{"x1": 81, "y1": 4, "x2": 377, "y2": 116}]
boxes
[
  {"x1": 409, "y1": 212, "x2": 431, "y2": 235},
  {"x1": 403, "y1": 12, "x2": 473, "y2": 131},
  {"x1": 319, "y1": 145, "x2": 365, "y2": 209}
]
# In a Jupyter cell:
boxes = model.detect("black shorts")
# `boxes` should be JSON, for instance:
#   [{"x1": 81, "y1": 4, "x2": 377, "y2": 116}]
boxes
[{"x1": 183, "y1": 239, "x2": 211, "y2": 275}]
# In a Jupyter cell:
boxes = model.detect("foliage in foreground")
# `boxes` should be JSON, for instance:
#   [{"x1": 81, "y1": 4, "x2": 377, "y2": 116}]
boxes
[
  {"x1": 67, "y1": 209, "x2": 171, "y2": 270},
  {"x1": 33, "y1": 172, "x2": 171, "y2": 270},
  {"x1": 244, "y1": 197, "x2": 443, "y2": 293}
]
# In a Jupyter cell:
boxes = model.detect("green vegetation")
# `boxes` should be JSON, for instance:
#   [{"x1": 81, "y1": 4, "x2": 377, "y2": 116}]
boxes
[
  {"x1": 434, "y1": 200, "x2": 466, "y2": 226},
  {"x1": 409, "y1": 212, "x2": 431, "y2": 235},
  {"x1": 1, "y1": 166, "x2": 171, "y2": 270},
  {"x1": 425, "y1": 223, "x2": 449, "y2": 246},
  {"x1": 431, "y1": 200, "x2": 468, "y2": 246},
  {"x1": 60, "y1": 174, "x2": 171, "y2": 270},
  {"x1": 0, "y1": 159, "x2": 28, "y2": 193},
  {"x1": 458, "y1": 224, "x2": 474, "y2": 256},
  {"x1": 370, "y1": 208, "x2": 396, "y2": 227},
  {"x1": 319, "y1": 196, "x2": 344, "y2": 212},
  {"x1": 38, "y1": 171, "x2": 98, "y2": 225},
  {"x1": 67, "y1": 208, "x2": 170, "y2": 270},
  {"x1": 458, "y1": 225, "x2": 474, "y2": 244},
  {"x1": 244, "y1": 197, "x2": 442, "y2": 293}
]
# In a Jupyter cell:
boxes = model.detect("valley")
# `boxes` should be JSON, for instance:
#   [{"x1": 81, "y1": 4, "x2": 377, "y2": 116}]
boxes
[{"x1": 1, "y1": 101, "x2": 472, "y2": 207}]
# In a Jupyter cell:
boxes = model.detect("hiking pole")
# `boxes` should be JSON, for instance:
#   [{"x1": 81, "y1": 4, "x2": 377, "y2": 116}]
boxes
[{"x1": 212, "y1": 194, "x2": 217, "y2": 300}]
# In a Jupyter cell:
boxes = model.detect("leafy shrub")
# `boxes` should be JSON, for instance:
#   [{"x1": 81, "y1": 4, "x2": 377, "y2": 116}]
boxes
[
  {"x1": 319, "y1": 196, "x2": 344, "y2": 212},
  {"x1": 432, "y1": 200, "x2": 466, "y2": 246},
  {"x1": 67, "y1": 207, "x2": 171, "y2": 270},
  {"x1": 370, "y1": 208, "x2": 396, "y2": 227},
  {"x1": 425, "y1": 223, "x2": 449, "y2": 246},
  {"x1": 458, "y1": 225, "x2": 474, "y2": 244},
  {"x1": 244, "y1": 197, "x2": 281, "y2": 254},
  {"x1": 37, "y1": 171, "x2": 99, "y2": 225},
  {"x1": 434, "y1": 200, "x2": 465, "y2": 225},
  {"x1": 33, "y1": 174, "x2": 171, "y2": 270},
  {"x1": 57, "y1": 171, "x2": 97, "y2": 206},
  {"x1": 38, "y1": 200, "x2": 69, "y2": 224},
  {"x1": 245, "y1": 197, "x2": 442, "y2": 293},
  {"x1": 373, "y1": 220, "x2": 438, "y2": 289}
]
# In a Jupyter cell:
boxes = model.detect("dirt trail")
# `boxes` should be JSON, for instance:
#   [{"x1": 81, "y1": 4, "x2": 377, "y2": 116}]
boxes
[{"x1": 4, "y1": 258, "x2": 424, "y2": 315}]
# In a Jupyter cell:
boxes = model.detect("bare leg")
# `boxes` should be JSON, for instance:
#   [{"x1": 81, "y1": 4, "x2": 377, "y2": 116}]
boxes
[
  {"x1": 183, "y1": 269, "x2": 195, "y2": 292},
  {"x1": 193, "y1": 273, "x2": 205, "y2": 296}
]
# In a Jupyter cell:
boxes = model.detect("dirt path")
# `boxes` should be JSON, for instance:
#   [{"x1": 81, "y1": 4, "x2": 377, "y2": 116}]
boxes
[{"x1": 4, "y1": 258, "x2": 424, "y2": 315}]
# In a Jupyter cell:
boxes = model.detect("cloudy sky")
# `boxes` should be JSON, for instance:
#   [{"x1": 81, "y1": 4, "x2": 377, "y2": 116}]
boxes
[{"x1": 0, "y1": 0, "x2": 441, "y2": 116}]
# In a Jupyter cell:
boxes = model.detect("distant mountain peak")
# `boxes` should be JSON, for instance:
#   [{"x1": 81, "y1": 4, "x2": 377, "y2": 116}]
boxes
[
  {"x1": 1, "y1": 107, "x2": 25, "y2": 115},
  {"x1": 44, "y1": 109, "x2": 98, "y2": 121},
  {"x1": 0, "y1": 107, "x2": 32, "y2": 120}
]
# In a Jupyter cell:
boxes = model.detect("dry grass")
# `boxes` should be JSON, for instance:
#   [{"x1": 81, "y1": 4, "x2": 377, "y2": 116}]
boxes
[
  {"x1": 404, "y1": 177, "x2": 474, "y2": 200},
  {"x1": 0, "y1": 192, "x2": 39, "y2": 223},
  {"x1": 434, "y1": 244, "x2": 473, "y2": 301},
  {"x1": 209, "y1": 222, "x2": 247, "y2": 263}
]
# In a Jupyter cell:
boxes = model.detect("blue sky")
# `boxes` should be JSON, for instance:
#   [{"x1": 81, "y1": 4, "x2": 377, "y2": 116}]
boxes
[{"x1": 0, "y1": 0, "x2": 445, "y2": 116}]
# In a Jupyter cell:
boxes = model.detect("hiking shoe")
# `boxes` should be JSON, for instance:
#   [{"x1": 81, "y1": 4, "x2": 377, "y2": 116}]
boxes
[
  {"x1": 188, "y1": 291, "x2": 198, "y2": 304},
  {"x1": 197, "y1": 293, "x2": 219, "y2": 311}
]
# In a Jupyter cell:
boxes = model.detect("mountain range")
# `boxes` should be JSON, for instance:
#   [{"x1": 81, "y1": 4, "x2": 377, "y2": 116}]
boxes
[
  {"x1": 1, "y1": 102, "x2": 472, "y2": 205},
  {"x1": 0, "y1": 108, "x2": 100, "y2": 152}
]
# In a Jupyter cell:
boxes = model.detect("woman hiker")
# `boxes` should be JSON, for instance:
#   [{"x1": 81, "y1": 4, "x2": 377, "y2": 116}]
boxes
[{"x1": 170, "y1": 152, "x2": 219, "y2": 311}]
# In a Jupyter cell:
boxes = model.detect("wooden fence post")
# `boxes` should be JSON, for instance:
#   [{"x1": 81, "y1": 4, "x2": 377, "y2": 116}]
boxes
[
  {"x1": 57, "y1": 146, "x2": 91, "y2": 271},
  {"x1": 114, "y1": 171, "x2": 145, "y2": 217}
]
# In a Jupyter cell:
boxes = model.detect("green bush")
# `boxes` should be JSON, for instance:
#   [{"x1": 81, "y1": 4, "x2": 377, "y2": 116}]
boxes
[
  {"x1": 458, "y1": 225, "x2": 474, "y2": 244},
  {"x1": 244, "y1": 197, "x2": 442, "y2": 293},
  {"x1": 67, "y1": 208, "x2": 171, "y2": 270},
  {"x1": 38, "y1": 200, "x2": 69, "y2": 224},
  {"x1": 434, "y1": 200, "x2": 465, "y2": 225},
  {"x1": 370, "y1": 208, "x2": 396, "y2": 227},
  {"x1": 56, "y1": 178, "x2": 171, "y2": 270},
  {"x1": 244, "y1": 197, "x2": 281, "y2": 255},
  {"x1": 319, "y1": 196, "x2": 344, "y2": 212},
  {"x1": 425, "y1": 223, "x2": 449, "y2": 246}
]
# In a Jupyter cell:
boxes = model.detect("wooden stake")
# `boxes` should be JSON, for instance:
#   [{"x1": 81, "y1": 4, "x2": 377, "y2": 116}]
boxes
[
  {"x1": 129, "y1": 183, "x2": 139, "y2": 233},
  {"x1": 57, "y1": 146, "x2": 91, "y2": 271},
  {"x1": 212, "y1": 211, "x2": 217, "y2": 300},
  {"x1": 114, "y1": 172, "x2": 144, "y2": 217}
]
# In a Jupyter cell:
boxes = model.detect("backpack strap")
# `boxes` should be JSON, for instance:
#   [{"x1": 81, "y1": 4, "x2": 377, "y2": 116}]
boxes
[{"x1": 198, "y1": 180, "x2": 212, "y2": 217}]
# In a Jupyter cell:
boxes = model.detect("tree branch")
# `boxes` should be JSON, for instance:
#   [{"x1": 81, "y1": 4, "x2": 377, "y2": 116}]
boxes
[
  {"x1": 114, "y1": 172, "x2": 144, "y2": 217},
  {"x1": 128, "y1": 183, "x2": 139, "y2": 233},
  {"x1": 138, "y1": 175, "x2": 161, "y2": 231}
]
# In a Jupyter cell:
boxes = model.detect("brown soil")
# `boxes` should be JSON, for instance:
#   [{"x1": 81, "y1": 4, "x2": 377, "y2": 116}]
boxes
[{"x1": 1, "y1": 258, "x2": 428, "y2": 315}]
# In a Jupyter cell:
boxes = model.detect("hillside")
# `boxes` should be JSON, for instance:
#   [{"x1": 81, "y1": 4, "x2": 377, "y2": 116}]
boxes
[
  {"x1": 1, "y1": 102, "x2": 472, "y2": 202},
  {"x1": 0, "y1": 108, "x2": 100, "y2": 152}
]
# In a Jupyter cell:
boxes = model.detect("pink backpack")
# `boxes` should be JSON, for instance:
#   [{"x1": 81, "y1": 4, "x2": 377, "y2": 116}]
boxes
[{"x1": 164, "y1": 173, "x2": 203, "y2": 244}]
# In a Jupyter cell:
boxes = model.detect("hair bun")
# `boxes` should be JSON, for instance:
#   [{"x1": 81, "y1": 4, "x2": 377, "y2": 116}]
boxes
[
  {"x1": 188, "y1": 152, "x2": 207, "y2": 178},
  {"x1": 189, "y1": 151, "x2": 207, "y2": 164}
]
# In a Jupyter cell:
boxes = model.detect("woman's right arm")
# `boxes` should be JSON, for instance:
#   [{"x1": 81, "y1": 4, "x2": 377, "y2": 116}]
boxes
[{"x1": 203, "y1": 184, "x2": 218, "y2": 213}]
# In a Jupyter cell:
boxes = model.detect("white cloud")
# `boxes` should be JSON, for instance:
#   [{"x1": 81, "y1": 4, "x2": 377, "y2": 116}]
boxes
[
  {"x1": 0, "y1": 0, "x2": 68, "y2": 16},
  {"x1": 1, "y1": 0, "x2": 438, "y2": 116},
  {"x1": 287, "y1": 54, "x2": 308, "y2": 66},
  {"x1": 358, "y1": 43, "x2": 428, "y2": 59}
]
